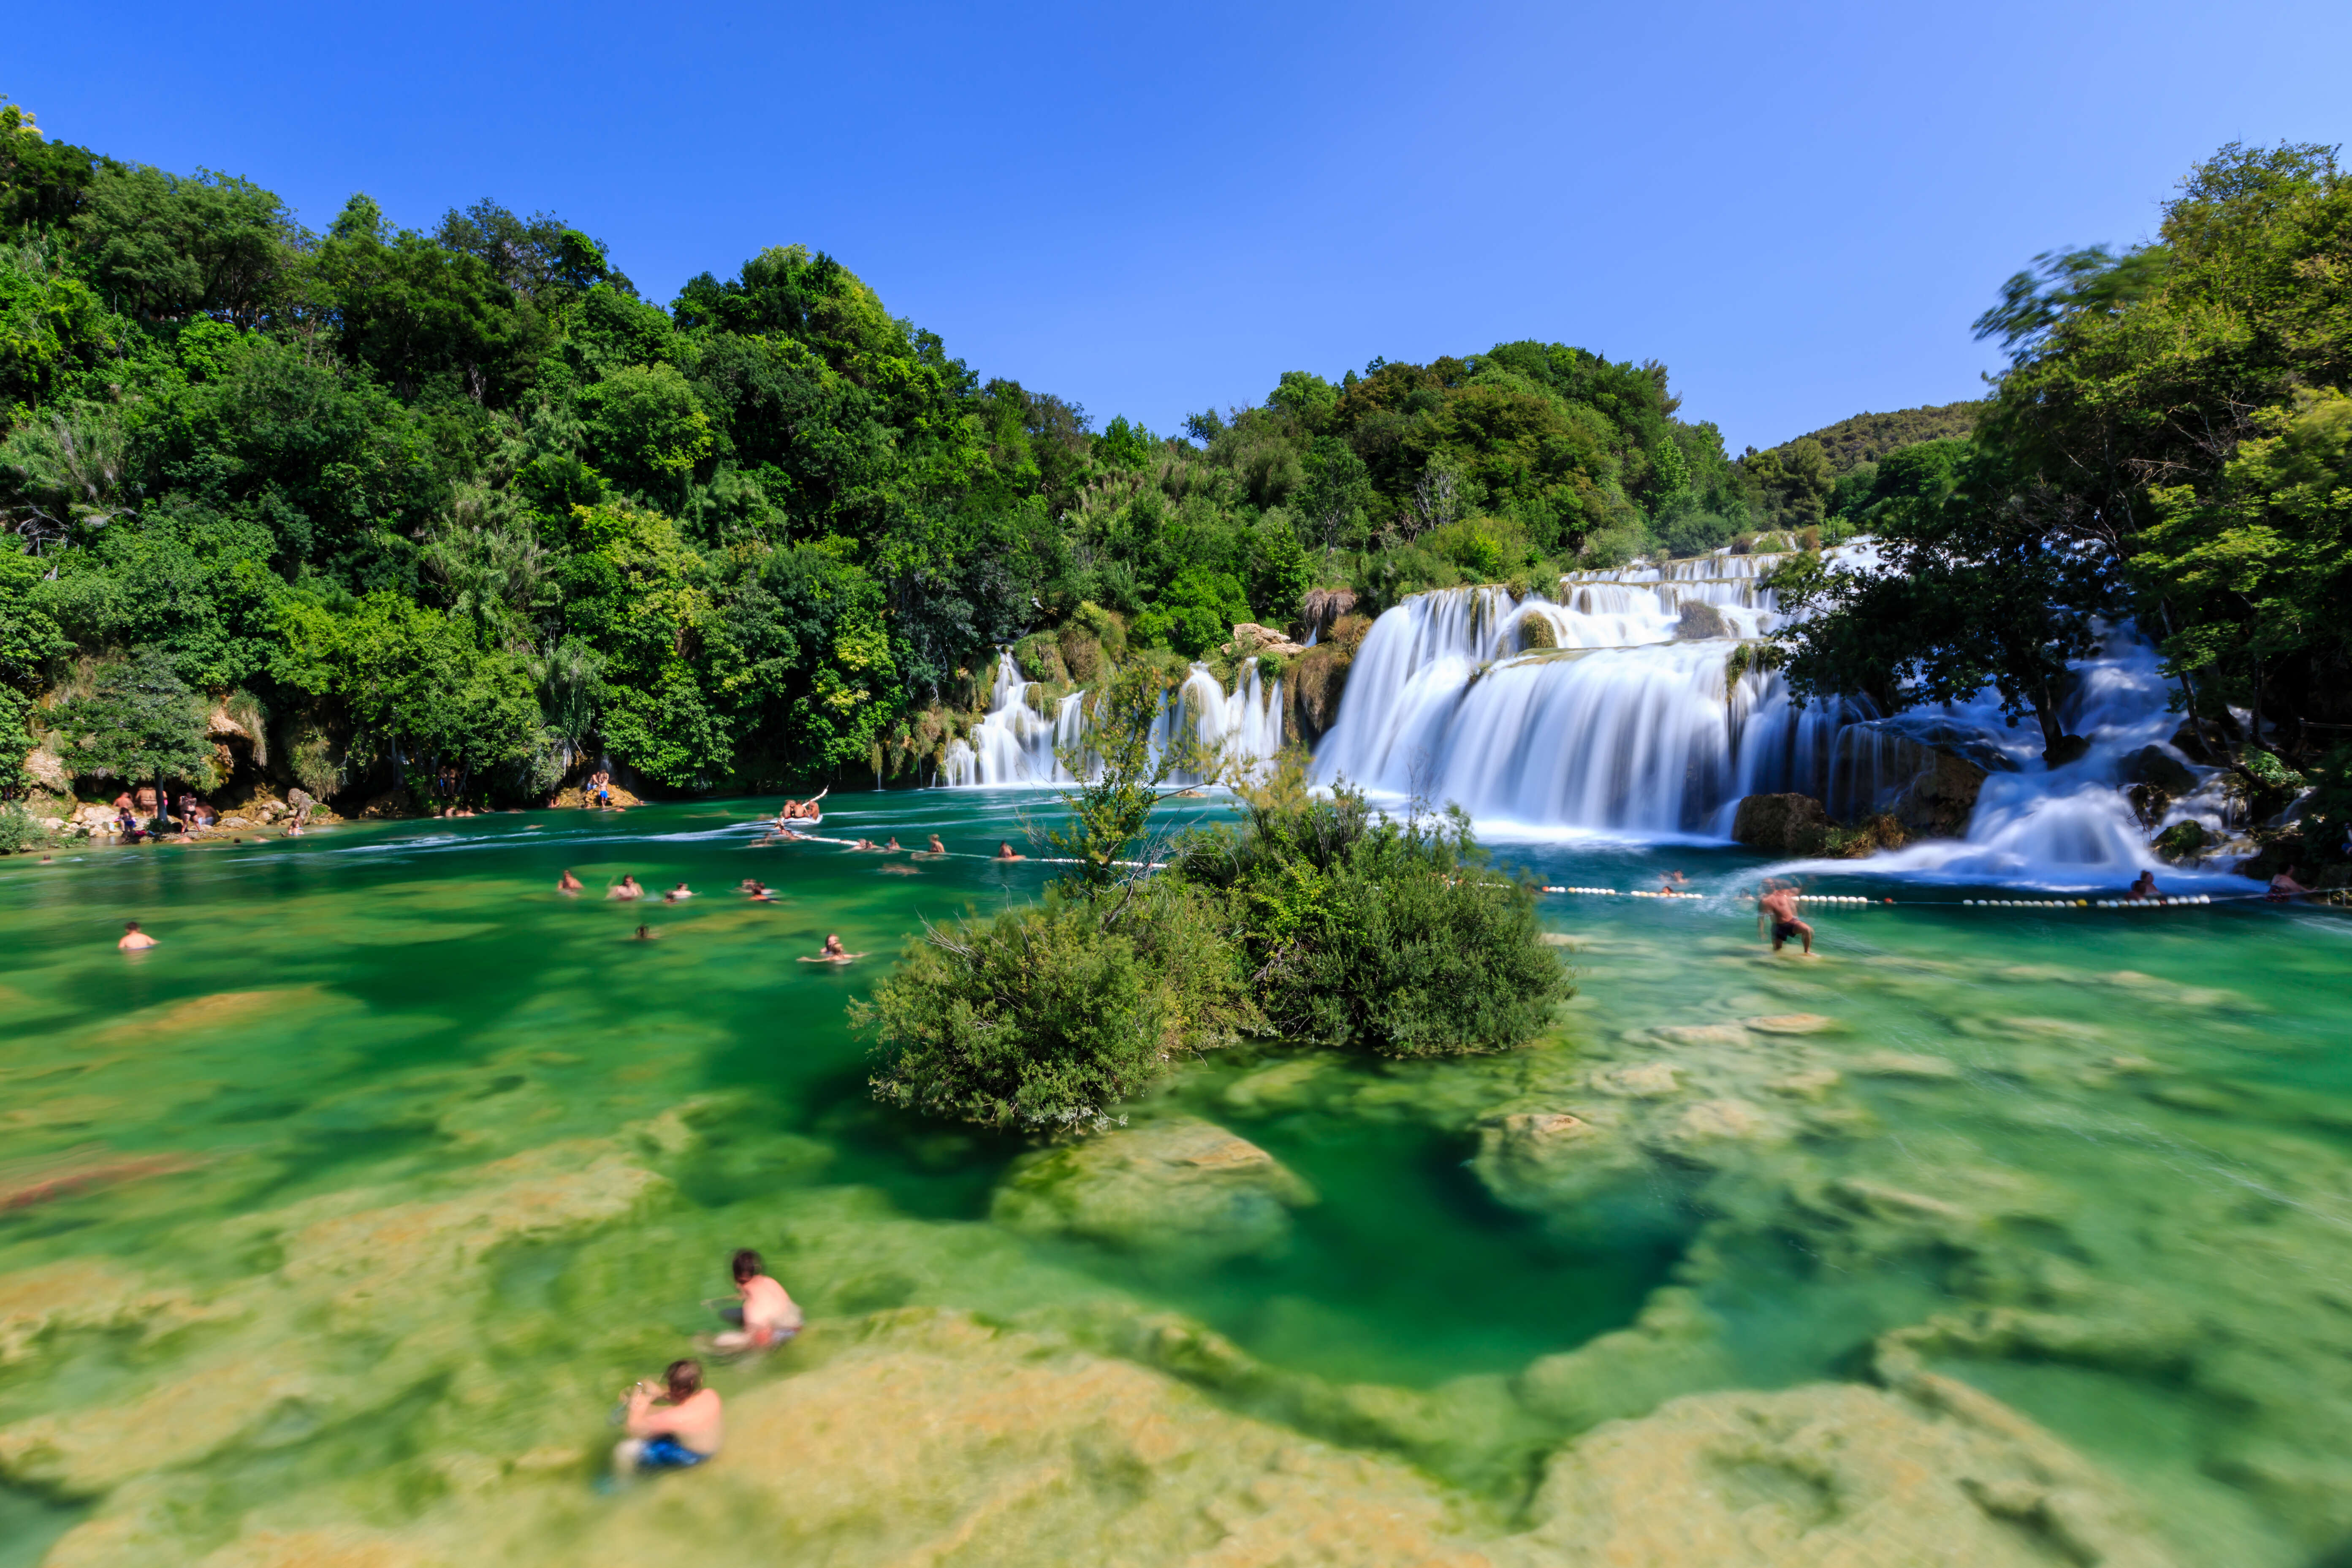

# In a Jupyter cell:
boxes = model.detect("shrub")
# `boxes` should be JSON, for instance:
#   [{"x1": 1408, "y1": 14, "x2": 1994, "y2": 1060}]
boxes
[
  {"x1": 0, "y1": 804, "x2": 53, "y2": 855},
  {"x1": 857, "y1": 880, "x2": 1255, "y2": 1134},
  {"x1": 1170, "y1": 764, "x2": 1571, "y2": 1057}
]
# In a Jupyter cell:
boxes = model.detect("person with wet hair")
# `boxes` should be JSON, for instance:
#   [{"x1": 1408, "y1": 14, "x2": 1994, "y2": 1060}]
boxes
[
  {"x1": 711, "y1": 1248, "x2": 801, "y2": 1353},
  {"x1": 613, "y1": 1358, "x2": 722, "y2": 1478},
  {"x1": 118, "y1": 920, "x2": 157, "y2": 951}
]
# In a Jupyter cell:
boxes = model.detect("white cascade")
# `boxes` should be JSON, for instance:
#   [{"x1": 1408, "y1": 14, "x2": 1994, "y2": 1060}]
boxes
[
  {"x1": 1309, "y1": 553, "x2": 1880, "y2": 834},
  {"x1": 1311, "y1": 543, "x2": 2222, "y2": 881},
  {"x1": 941, "y1": 651, "x2": 1283, "y2": 787},
  {"x1": 939, "y1": 651, "x2": 1088, "y2": 786}
]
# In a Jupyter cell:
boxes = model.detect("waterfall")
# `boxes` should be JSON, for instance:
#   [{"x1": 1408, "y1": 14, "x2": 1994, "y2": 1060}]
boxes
[
  {"x1": 939, "y1": 651, "x2": 1088, "y2": 786},
  {"x1": 1308, "y1": 554, "x2": 1887, "y2": 834},
  {"x1": 1310, "y1": 543, "x2": 2220, "y2": 880},
  {"x1": 940, "y1": 650, "x2": 1283, "y2": 787}
]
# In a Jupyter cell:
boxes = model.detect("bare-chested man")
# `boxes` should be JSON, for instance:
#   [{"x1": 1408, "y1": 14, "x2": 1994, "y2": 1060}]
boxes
[
  {"x1": 609, "y1": 874, "x2": 644, "y2": 901},
  {"x1": 711, "y1": 1248, "x2": 802, "y2": 1354},
  {"x1": 613, "y1": 1359, "x2": 722, "y2": 1479},
  {"x1": 557, "y1": 869, "x2": 583, "y2": 896},
  {"x1": 117, "y1": 920, "x2": 157, "y2": 951},
  {"x1": 1757, "y1": 881, "x2": 1813, "y2": 955}
]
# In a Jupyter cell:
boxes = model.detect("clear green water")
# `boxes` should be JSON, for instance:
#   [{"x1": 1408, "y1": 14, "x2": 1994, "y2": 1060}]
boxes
[{"x1": 2, "y1": 798, "x2": 2349, "y2": 1564}]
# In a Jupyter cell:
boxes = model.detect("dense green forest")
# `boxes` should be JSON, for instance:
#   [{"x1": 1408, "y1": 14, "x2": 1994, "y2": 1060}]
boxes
[
  {"x1": 1773, "y1": 141, "x2": 2352, "y2": 868},
  {"x1": 0, "y1": 94, "x2": 1838, "y2": 818}
]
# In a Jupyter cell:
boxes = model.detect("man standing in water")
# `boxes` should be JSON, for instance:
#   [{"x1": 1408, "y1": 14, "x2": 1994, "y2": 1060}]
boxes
[
  {"x1": 613, "y1": 1359, "x2": 722, "y2": 1479},
  {"x1": 1757, "y1": 881, "x2": 1814, "y2": 955},
  {"x1": 117, "y1": 921, "x2": 156, "y2": 951}
]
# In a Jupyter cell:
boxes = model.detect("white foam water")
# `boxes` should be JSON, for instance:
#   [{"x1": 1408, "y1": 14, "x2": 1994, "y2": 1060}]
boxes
[{"x1": 942, "y1": 650, "x2": 1284, "y2": 787}]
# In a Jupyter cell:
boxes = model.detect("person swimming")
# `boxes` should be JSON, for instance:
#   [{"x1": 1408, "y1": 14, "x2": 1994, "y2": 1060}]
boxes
[
  {"x1": 557, "y1": 869, "x2": 584, "y2": 896},
  {"x1": 915, "y1": 833, "x2": 947, "y2": 860},
  {"x1": 2268, "y1": 865, "x2": 2312, "y2": 903},
  {"x1": 709, "y1": 1248, "x2": 802, "y2": 1354},
  {"x1": 610, "y1": 875, "x2": 644, "y2": 901},
  {"x1": 994, "y1": 841, "x2": 1025, "y2": 861},
  {"x1": 801, "y1": 933, "x2": 863, "y2": 963},
  {"x1": 747, "y1": 882, "x2": 779, "y2": 902},
  {"x1": 1757, "y1": 881, "x2": 1814, "y2": 955},
  {"x1": 664, "y1": 882, "x2": 695, "y2": 903},
  {"x1": 613, "y1": 1359, "x2": 722, "y2": 1480},
  {"x1": 632, "y1": 924, "x2": 659, "y2": 941},
  {"x1": 2126, "y1": 870, "x2": 2158, "y2": 901},
  {"x1": 117, "y1": 920, "x2": 157, "y2": 952},
  {"x1": 1659, "y1": 870, "x2": 1690, "y2": 895}
]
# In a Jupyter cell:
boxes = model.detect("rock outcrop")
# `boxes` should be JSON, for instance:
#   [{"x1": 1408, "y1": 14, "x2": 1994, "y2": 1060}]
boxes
[
  {"x1": 1892, "y1": 746, "x2": 1986, "y2": 840},
  {"x1": 991, "y1": 1116, "x2": 1316, "y2": 1260},
  {"x1": 1286, "y1": 613, "x2": 1373, "y2": 746},
  {"x1": 1732, "y1": 792, "x2": 1832, "y2": 855},
  {"x1": 1521, "y1": 1381, "x2": 2178, "y2": 1568}
]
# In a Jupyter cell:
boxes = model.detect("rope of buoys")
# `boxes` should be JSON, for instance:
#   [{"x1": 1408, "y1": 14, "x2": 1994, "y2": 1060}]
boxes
[{"x1": 1537, "y1": 887, "x2": 2252, "y2": 909}]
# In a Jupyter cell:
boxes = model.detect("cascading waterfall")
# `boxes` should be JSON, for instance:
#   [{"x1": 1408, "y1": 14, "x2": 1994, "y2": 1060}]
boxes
[
  {"x1": 939, "y1": 651, "x2": 1088, "y2": 786},
  {"x1": 1312, "y1": 543, "x2": 2219, "y2": 880},
  {"x1": 940, "y1": 649, "x2": 1284, "y2": 787},
  {"x1": 1309, "y1": 552, "x2": 1887, "y2": 834}
]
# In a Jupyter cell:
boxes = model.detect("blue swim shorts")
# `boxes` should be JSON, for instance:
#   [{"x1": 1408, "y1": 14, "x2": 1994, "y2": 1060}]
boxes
[{"x1": 638, "y1": 1435, "x2": 707, "y2": 1470}]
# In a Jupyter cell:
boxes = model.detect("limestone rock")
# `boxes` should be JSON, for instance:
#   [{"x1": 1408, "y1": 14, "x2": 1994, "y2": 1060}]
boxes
[
  {"x1": 1742, "y1": 1012, "x2": 1838, "y2": 1036},
  {"x1": 1591, "y1": 1063, "x2": 1681, "y2": 1098},
  {"x1": 1522, "y1": 1381, "x2": 2178, "y2": 1567},
  {"x1": 1851, "y1": 1050, "x2": 1961, "y2": 1080},
  {"x1": 1228, "y1": 621, "x2": 1307, "y2": 658},
  {"x1": 1888, "y1": 746, "x2": 1987, "y2": 840},
  {"x1": 991, "y1": 1117, "x2": 1315, "y2": 1259},
  {"x1": 1731, "y1": 792, "x2": 1831, "y2": 856}
]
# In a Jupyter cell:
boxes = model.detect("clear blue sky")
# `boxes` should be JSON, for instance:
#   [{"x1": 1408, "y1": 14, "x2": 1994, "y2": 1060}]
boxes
[{"x1": 12, "y1": 1, "x2": 2350, "y2": 452}]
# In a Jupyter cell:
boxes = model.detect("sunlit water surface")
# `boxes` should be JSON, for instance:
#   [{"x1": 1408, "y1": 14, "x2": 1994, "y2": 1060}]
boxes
[{"x1": 2, "y1": 795, "x2": 2348, "y2": 1565}]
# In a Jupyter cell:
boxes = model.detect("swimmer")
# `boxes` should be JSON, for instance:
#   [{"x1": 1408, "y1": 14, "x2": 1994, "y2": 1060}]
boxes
[
  {"x1": 2268, "y1": 865, "x2": 2312, "y2": 903},
  {"x1": 609, "y1": 875, "x2": 644, "y2": 901},
  {"x1": 709, "y1": 1248, "x2": 802, "y2": 1354},
  {"x1": 664, "y1": 882, "x2": 695, "y2": 903},
  {"x1": 557, "y1": 869, "x2": 584, "y2": 896},
  {"x1": 748, "y1": 883, "x2": 779, "y2": 902},
  {"x1": 801, "y1": 933, "x2": 863, "y2": 963},
  {"x1": 852, "y1": 838, "x2": 882, "y2": 851},
  {"x1": 2125, "y1": 870, "x2": 2157, "y2": 901},
  {"x1": 632, "y1": 923, "x2": 659, "y2": 941},
  {"x1": 994, "y1": 841, "x2": 1025, "y2": 861},
  {"x1": 1659, "y1": 870, "x2": 1689, "y2": 895},
  {"x1": 914, "y1": 833, "x2": 947, "y2": 860},
  {"x1": 884, "y1": 836, "x2": 903, "y2": 852},
  {"x1": 1757, "y1": 882, "x2": 1813, "y2": 955},
  {"x1": 117, "y1": 920, "x2": 157, "y2": 952},
  {"x1": 613, "y1": 1359, "x2": 722, "y2": 1481}
]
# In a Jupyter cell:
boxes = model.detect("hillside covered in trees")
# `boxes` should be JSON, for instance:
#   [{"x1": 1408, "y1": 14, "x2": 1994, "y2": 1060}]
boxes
[{"x1": 0, "y1": 94, "x2": 1880, "y2": 815}]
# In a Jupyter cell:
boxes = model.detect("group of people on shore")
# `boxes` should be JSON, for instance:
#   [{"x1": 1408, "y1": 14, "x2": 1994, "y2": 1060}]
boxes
[{"x1": 611, "y1": 1249, "x2": 802, "y2": 1481}]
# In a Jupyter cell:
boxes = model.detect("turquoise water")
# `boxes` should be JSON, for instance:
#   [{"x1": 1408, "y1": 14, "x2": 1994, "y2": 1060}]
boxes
[{"x1": 2, "y1": 794, "x2": 2349, "y2": 1564}]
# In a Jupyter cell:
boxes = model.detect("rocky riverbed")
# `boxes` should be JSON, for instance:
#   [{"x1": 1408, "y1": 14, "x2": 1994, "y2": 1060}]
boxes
[{"x1": 0, "y1": 801, "x2": 2345, "y2": 1565}]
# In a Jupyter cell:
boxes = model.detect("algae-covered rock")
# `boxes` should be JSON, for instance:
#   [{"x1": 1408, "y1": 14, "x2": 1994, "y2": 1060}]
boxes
[
  {"x1": 990, "y1": 1117, "x2": 1316, "y2": 1259},
  {"x1": 1521, "y1": 1380, "x2": 2179, "y2": 1567},
  {"x1": 1732, "y1": 792, "x2": 1831, "y2": 855}
]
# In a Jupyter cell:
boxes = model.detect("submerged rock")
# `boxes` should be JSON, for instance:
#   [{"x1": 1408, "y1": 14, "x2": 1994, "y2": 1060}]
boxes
[
  {"x1": 991, "y1": 1117, "x2": 1316, "y2": 1259},
  {"x1": 1522, "y1": 1381, "x2": 2179, "y2": 1567}
]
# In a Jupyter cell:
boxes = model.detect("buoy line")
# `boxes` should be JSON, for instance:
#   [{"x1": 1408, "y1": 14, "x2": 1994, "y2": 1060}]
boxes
[{"x1": 1538, "y1": 887, "x2": 2259, "y2": 909}]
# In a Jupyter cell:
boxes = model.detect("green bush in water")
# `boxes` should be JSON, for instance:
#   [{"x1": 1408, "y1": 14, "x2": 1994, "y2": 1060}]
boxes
[
  {"x1": 1171, "y1": 762, "x2": 1573, "y2": 1058},
  {"x1": 857, "y1": 880, "x2": 1257, "y2": 1133}
]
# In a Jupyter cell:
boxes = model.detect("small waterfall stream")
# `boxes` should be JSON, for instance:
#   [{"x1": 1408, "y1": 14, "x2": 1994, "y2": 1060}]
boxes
[{"x1": 941, "y1": 650, "x2": 1283, "y2": 787}]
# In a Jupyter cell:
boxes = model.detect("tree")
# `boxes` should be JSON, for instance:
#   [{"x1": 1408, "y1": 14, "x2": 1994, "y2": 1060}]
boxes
[
  {"x1": 1771, "y1": 441, "x2": 2115, "y2": 758},
  {"x1": 0, "y1": 549, "x2": 69, "y2": 790},
  {"x1": 73, "y1": 164, "x2": 297, "y2": 326},
  {"x1": 49, "y1": 646, "x2": 212, "y2": 793}
]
